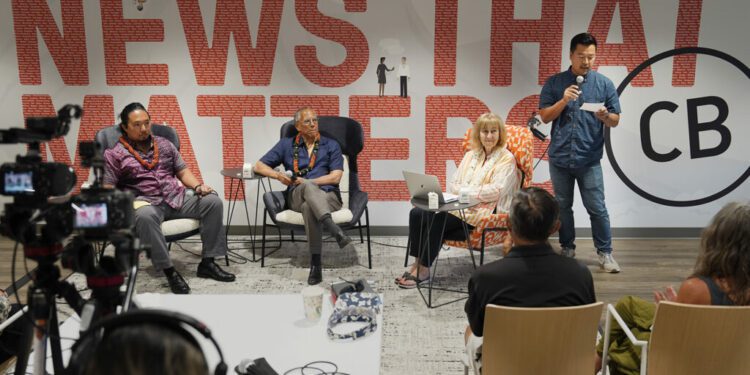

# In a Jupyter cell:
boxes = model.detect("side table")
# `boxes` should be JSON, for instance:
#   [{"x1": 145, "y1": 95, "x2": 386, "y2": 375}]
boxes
[
  {"x1": 220, "y1": 168, "x2": 279, "y2": 262},
  {"x1": 410, "y1": 198, "x2": 480, "y2": 308}
]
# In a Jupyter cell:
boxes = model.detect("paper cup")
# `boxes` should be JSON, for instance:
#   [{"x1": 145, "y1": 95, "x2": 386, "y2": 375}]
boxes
[
  {"x1": 242, "y1": 163, "x2": 254, "y2": 178},
  {"x1": 301, "y1": 285, "x2": 325, "y2": 321}
]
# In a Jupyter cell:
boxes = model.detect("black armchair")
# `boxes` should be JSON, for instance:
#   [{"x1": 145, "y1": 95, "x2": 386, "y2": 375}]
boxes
[{"x1": 260, "y1": 116, "x2": 372, "y2": 268}]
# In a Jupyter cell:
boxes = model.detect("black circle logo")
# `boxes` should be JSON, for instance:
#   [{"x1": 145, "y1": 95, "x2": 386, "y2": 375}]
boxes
[{"x1": 605, "y1": 47, "x2": 750, "y2": 207}]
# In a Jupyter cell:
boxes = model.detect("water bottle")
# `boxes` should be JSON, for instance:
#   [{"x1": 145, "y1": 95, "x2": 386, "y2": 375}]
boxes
[{"x1": 459, "y1": 187, "x2": 470, "y2": 204}]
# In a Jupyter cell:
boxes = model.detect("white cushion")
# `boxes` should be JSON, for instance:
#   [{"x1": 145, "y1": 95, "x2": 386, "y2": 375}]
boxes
[
  {"x1": 274, "y1": 154, "x2": 353, "y2": 226},
  {"x1": 161, "y1": 218, "x2": 200, "y2": 236},
  {"x1": 340, "y1": 155, "x2": 350, "y2": 208},
  {"x1": 276, "y1": 209, "x2": 353, "y2": 226}
]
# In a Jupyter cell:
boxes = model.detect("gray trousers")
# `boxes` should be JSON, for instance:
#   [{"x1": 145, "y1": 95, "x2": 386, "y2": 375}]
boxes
[
  {"x1": 288, "y1": 180, "x2": 342, "y2": 255},
  {"x1": 134, "y1": 194, "x2": 228, "y2": 270}
]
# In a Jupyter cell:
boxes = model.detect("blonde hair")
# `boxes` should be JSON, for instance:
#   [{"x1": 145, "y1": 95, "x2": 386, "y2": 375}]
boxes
[
  {"x1": 693, "y1": 201, "x2": 750, "y2": 305},
  {"x1": 470, "y1": 112, "x2": 507, "y2": 154}
]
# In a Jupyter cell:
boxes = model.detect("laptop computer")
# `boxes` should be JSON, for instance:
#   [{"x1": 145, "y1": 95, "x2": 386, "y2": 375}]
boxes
[{"x1": 402, "y1": 171, "x2": 458, "y2": 204}]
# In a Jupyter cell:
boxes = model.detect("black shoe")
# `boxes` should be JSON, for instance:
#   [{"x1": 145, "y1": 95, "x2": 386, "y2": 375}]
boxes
[
  {"x1": 166, "y1": 271, "x2": 191, "y2": 294},
  {"x1": 307, "y1": 265, "x2": 322, "y2": 285},
  {"x1": 334, "y1": 231, "x2": 354, "y2": 250},
  {"x1": 197, "y1": 261, "x2": 236, "y2": 282}
]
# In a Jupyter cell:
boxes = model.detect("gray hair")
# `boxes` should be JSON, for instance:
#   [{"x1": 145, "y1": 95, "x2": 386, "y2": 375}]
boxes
[{"x1": 294, "y1": 106, "x2": 315, "y2": 123}]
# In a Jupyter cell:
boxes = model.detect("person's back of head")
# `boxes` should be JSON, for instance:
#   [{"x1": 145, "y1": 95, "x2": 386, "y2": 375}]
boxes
[
  {"x1": 509, "y1": 187, "x2": 560, "y2": 243},
  {"x1": 694, "y1": 201, "x2": 750, "y2": 305},
  {"x1": 83, "y1": 322, "x2": 209, "y2": 375}
]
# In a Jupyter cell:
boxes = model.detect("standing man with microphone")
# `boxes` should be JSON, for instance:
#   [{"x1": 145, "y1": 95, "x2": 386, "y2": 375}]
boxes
[{"x1": 538, "y1": 32, "x2": 622, "y2": 272}]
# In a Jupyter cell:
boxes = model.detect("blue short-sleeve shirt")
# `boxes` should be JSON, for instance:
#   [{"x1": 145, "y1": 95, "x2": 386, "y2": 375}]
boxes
[
  {"x1": 259, "y1": 136, "x2": 344, "y2": 193},
  {"x1": 539, "y1": 67, "x2": 621, "y2": 169}
]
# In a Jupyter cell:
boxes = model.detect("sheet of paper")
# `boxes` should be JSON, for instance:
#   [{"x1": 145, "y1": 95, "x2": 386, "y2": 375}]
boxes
[
  {"x1": 443, "y1": 192, "x2": 458, "y2": 202},
  {"x1": 133, "y1": 200, "x2": 151, "y2": 210},
  {"x1": 581, "y1": 102, "x2": 605, "y2": 112}
]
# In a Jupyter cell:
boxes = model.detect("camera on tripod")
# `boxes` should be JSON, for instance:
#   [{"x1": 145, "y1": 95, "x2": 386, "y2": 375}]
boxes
[
  {"x1": 0, "y1": 105, "x2": 79, "y2": 200},
  {"x1": 0, "y1": 105, "x2": 82, "y2": 251},
  {"x1": 71, "y1": 140, "x2": 135, "y2": 241},
  {"x1": 0, "y1": 162, "x2": 75, "y2": 198},
  {"x1": 0, "y1": 104, "x2": 146, "y2": 374}
]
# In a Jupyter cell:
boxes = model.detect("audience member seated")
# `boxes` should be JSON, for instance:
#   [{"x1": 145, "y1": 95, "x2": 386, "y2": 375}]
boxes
[
  {"x1": 103, "y1": 102, "x2": 235, "y2": 294},
  {"x1": 395, "y1": 113, "x2": 519, "y2": 288},
  {"x1": 253, "y1": 106, "x2": 354, "y2": 285},
  {"x1": 596, "y1": 201, "x2": 750, "y2": 374},
  {"x1": 464, "y1": 187, "x2": 597, "y2": 371},
  {"x1": 81, "y1": 322, "x2": 209, "y2": 375}
]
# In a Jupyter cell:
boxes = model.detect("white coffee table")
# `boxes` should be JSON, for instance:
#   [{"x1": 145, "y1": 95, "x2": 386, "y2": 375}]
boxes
[{"x1": 37, "y1": 293, "x2": 383, "y2": 374}]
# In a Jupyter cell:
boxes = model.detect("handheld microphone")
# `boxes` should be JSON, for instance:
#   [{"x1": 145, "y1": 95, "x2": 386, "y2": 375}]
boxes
[
  {"x1": 526, "y1": 112, "x2": 546, "y2": 141},
  {"x1": 284, "y1": 170, "x2": 297, "y2": 181},
  {"x1": 575, "y1": 75, "x2": 584, "y2": 98}
]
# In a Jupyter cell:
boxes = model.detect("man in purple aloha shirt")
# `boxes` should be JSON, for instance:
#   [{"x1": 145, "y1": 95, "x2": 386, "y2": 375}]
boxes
[{"x1": 103, "y1": 102, "x2": 235, "y2": 294}]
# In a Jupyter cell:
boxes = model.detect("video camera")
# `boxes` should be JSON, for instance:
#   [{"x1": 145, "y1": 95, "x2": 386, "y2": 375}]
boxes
[
  {"x1": 70, "y1": 140, "x2": 135, "y2": 241},
  {"x1": 0, "y1": 106, "x2": 136, "y2": 248},
  {"x1": 0, "y1": 105, "x2": 80, "y2": 200},
  {"x1": 1, "y1": 104, "x2": 146, "y2": 375},
  {"x1": 0, "y1": 105, "x2": 82, "y2": 251}
]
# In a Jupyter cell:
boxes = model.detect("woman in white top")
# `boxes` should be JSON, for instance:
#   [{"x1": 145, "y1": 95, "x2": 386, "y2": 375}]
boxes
[{"x1": 396, "y1": 113, "x2": 520, "y2": 288}]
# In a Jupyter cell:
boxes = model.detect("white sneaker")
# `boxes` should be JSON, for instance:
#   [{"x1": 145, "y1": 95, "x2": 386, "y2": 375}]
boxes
[
  {"x1": 598, "y1": 252, "x2": 621, "y2": 273},
  {"x1": 560, "y1": 247, "x2": 576, "y2": 258}
]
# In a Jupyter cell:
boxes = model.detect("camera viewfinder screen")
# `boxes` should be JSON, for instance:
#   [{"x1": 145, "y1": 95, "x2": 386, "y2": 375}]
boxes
[
  {"x1": 74, "y1": 203, "x2": 108, "y2": 228},
  {"x1": 4, "y1": 171, "x2": 34, "y2": 194}
]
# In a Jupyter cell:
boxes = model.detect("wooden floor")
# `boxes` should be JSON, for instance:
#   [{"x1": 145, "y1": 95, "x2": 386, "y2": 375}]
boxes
[
  {"x1": 0, "y1": 240, "x2": 74, "y2": 303},
  {"x1": 0, "y1": 240, "x2": 33, "y2": 302},
  {"x1": 579, "y1": 238, "x2": 700, "y2": 307}
]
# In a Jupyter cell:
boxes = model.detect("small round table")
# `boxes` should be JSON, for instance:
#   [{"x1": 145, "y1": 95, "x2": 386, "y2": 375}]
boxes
[
  {"x1": 220, "y1": 168, "x2": 274, "y2": 262},
  {"x1": 409, "y1": 197, "x2": 480, "y2": 308}
]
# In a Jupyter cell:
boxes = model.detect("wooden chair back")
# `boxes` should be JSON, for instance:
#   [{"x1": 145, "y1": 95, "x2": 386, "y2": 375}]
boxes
[
  {"x1": 646, "y1": 301, "x2": 750, "y2": 375},
  {"x1": 482, "y1": 302, "x2": 603, "y2": 375}
]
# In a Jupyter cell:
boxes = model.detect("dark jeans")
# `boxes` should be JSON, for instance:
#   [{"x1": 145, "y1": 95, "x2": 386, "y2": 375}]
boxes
[
  {"x1": 408, "y1": 207, "x2": 473, "y2": 267},
  {"x1": 548, "y1": 161, "x2": 612, "y2": 253}
]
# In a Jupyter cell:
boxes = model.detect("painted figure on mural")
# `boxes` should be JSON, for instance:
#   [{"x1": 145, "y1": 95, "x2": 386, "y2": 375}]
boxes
[
  {"x1": 103, "y1": 102, "x2": 236, "y2": 294},
  {"x1": 376, "y1": 57, "x2": 394, "y2": 97},
  {"x1": 538, "y1": 32, "x2": 622, "y2": 273},
  {"x1": 398, "y1": 57, "x2": 411, "y2": 98}
]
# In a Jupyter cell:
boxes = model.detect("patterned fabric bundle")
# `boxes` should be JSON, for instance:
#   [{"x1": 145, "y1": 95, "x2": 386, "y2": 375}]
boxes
[{"x1": 327, "y1": 292, "x2": 382, "y2": 341}]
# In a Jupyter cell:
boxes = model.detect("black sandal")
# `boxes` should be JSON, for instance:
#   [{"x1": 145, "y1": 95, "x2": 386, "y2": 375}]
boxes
[
  {"x1": 397, "y1": 273, "x2": 430, "y2": 289},
  {"x1": 394, "y1": 272, "x2": 411, "y2": 284}
]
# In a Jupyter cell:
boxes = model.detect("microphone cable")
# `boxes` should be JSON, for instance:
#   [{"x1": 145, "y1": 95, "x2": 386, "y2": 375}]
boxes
[{"x1": 527, "y1": 112, "x2": 551, "y2": 171}]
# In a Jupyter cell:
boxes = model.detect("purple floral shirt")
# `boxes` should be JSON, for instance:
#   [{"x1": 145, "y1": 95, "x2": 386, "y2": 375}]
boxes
[{"x1": 103, "y1": 136, "x2": 187, "y2": 209}]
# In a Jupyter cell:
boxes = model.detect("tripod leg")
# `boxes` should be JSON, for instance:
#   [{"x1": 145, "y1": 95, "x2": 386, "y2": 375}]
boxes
[
  {"x1": 48, "y1": 299, "x2": 65, "y2": 374},
  {"x1": 12, "y1": 309, "x2": 33, "y2": 375}
]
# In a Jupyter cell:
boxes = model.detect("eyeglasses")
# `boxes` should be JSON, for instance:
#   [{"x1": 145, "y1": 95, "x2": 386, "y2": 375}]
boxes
[{"x1": 301, "y1": 117, "x2": 319, "y2": 126}]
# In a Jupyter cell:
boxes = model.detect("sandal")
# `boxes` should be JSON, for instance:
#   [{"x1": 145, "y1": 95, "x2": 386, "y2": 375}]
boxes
[
  {"x1": 397, "y1": 273, "x2": 430, "y2": 289},
  {"x1": 394, "y1": 272, "x2": 412, "y2": 284}
]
